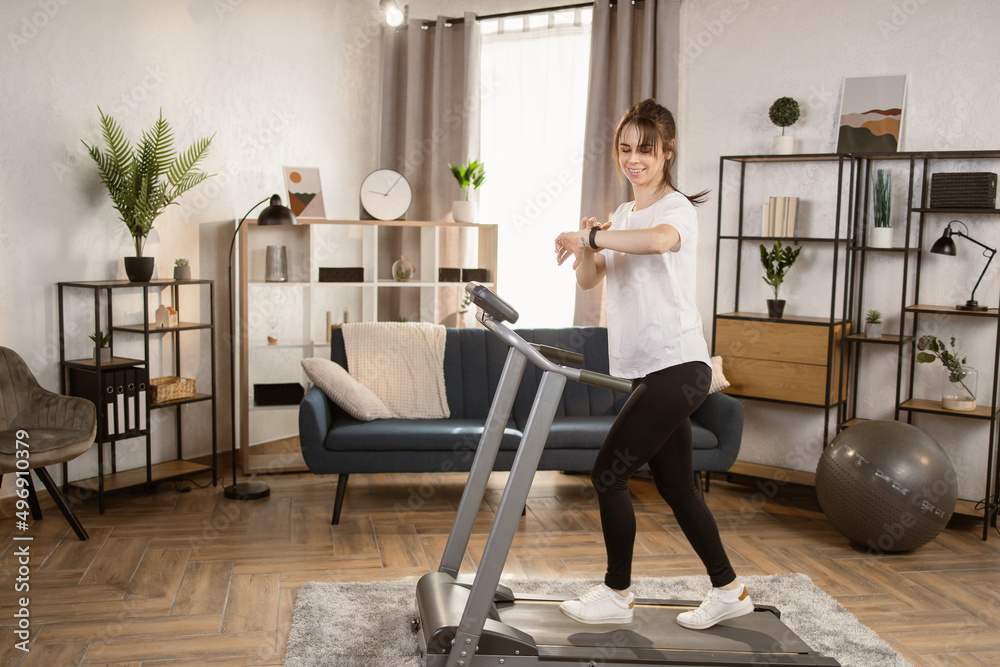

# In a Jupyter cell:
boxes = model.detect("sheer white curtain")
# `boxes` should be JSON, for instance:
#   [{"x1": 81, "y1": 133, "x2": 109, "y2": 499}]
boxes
[{"x1": 479, "y1": 9, "x2": 592, "y2": 328}]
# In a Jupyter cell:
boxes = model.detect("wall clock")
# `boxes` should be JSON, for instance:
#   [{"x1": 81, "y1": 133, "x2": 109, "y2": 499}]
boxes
[{"x1": 360, "y1": 168, "x2": 412, "y2": 221}]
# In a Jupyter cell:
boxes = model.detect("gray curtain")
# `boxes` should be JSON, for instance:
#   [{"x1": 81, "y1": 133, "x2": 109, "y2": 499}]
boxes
[
  {"x1": 574, "y1": 0, "x2": 681, "y2": 326},
  {"x1": 380, "y1": 13, "x2": 481, "y2": 223}
]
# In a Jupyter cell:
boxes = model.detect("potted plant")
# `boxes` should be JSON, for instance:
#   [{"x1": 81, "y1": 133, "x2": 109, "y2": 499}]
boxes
[
  {"x1": 768, "y1": 97, "x2": 800, "y2": 155},
  {"x1": 870, "y1": 169, "x2": 893, "y2": 248},
  {"x1": 83, "y1": 108, "x2": 214, "y2": 282},
  {"x1": 916, "y1": 335, "x2": 977, "y2": 411},
  {"x1": 759, "y1": 239, "x2": 802, "y2": 318},
  {"x1": 90, "y1": 330, "x2": 111, "y2": 363},
  {"x1": 448, "y1": 159, "x2": 486, "y2": 223},
  {"x1": 864, "y1": 309, "x2": 883, "y2": 338},
  {"x1": 174, "y1": 258, "x2": 191, "y2": 280}
]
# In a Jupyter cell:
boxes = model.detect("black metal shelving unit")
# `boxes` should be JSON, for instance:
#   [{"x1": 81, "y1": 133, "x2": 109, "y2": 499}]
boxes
[
  {"x1": 57, "y1": 279, "x2": 218, "y2": 513},
  {"x1": 841, "y1": 150, "x2": 1000, "y2": 540}
]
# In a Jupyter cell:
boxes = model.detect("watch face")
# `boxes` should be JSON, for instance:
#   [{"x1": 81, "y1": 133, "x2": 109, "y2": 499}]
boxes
[{"x1": 360, "y1": 169, "x2": 412, "y2": 221}]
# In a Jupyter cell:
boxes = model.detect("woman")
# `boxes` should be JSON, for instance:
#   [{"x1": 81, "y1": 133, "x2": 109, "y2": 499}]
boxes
[{"x1": 554, "y1": 99, "x2": 751, "y2": 630}]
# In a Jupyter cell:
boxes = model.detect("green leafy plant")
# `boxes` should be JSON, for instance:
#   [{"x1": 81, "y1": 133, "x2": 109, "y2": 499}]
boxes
[
  {"x1": 448, "y1": 160, "x2": 486, "y2": 200},
  {"x1": 458, "y1": 291, "x2": 473, "y2": 315},
  {"x1": 768, "y1": 97, "x2": 800, "y2": 136},
  {"x1": 175, "y1": 258, "x2": 189, "y2": 267},
  {"x1": 83, "y1": 108, "x2": 214, "y2": 257},
  {"x1": 759, "y1": 240, "x2": 802, "y2": 301},
  {"x1": 874, "y1": 169, "x2": 892, "y2": 228},
  {"x1": 866, "y1": 309, "x2": 882, "y2": 325},
  {"x1": 916, "y1": 335, "x2": 974, "y2": 397},
  {"x1": 89, "y1": 330, "x2": 111, "y2": 348}
]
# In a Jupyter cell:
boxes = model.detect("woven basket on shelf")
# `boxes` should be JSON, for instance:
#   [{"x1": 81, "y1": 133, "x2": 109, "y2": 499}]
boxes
[
  {"x1": 149, "y1": 376, "x2": 195, "y2": 403},
  {"x1": 930, "y1": 172, "x2": 997, "y2": 209}
]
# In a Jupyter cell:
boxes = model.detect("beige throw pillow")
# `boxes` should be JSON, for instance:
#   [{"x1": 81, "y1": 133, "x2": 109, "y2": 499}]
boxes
[{"x1": 301, "y1": 358, "x2": 392, "y2": 421}]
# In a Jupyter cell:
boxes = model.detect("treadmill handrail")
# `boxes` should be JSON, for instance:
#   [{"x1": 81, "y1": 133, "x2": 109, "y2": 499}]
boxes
[{"x1": 477, "y1": 311, "x2": 632, "y2": 394}]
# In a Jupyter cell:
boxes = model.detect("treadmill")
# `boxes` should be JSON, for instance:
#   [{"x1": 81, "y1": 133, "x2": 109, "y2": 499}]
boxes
[{"x1": 414, "y1": 282, "x2": 839, "y2": 667}]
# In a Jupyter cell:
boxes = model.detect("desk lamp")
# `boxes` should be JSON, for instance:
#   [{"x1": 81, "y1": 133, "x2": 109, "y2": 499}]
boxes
[{"x1": 929, "y1": 220, "x2": 996, "y2": 312}]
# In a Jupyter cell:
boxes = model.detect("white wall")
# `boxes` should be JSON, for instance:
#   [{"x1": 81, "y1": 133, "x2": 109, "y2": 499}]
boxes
[
  {"x1": 678, "y1": 0, "x2": 1000, "y2": 500},
  {"x1": 0, "y1": 0, "x2": 383, "y2": 497}
]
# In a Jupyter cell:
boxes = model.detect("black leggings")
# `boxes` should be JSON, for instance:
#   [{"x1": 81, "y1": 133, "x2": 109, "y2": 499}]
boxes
[{"x1": 592, "y1": 361, "x2": 737, "y2": 590}]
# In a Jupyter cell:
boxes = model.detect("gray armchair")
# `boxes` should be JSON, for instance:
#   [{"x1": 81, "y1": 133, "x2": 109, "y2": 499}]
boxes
[{"x1": 0, "y1": 347, "x2": 96, "y2": 540}]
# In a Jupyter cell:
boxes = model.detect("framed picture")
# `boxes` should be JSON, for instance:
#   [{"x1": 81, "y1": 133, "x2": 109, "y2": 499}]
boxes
[
  {"x1": 837, "y1": 75, "x2": 907, "y2": 153},
  {"x1": 283, "y1": 166, "x2": 327, "y2": 218}
]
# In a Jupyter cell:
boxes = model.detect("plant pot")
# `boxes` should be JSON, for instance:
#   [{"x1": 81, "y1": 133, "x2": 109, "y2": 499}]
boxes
[
  {"x1": 94, "y1": 347, "x2": 111, "y2": 364},
  {"x1": 864, "y1": 322, "x2": 883, "y2": 338},
  {"x1": 771, "y1": 136, "x2": 794, "y2": 155},
  {"x1": 869, "y1": 227, "x2": 893, "y2": 248},
  {"x1": 124, "y1": 256, "x2": 155, "y2": 283},
  {"x1": 173, "y1": 265, "x2": 192, "y2": 280},
  {"x1": 452, "y1": 200, "x2": 478, "y2": 223},
  {"x1": 942, "y1": 365, "x2": 977, "y2": 412},
  {"x1": 766, "y1": 299, "x2": 786, "y2": 318}
]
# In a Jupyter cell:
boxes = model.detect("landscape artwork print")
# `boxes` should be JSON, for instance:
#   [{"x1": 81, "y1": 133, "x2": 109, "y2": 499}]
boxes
[
  {"x1": 837, "y1": 75, "x2": 907, "y2": 153},
  {"x1": 282, "y1": 166, "x2": 326, "y2": 218}
]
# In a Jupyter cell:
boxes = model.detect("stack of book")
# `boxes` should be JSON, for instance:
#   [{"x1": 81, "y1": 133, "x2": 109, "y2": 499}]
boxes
[{"x1": 762, "y1": 196, "x2": 798, "y2": 237}]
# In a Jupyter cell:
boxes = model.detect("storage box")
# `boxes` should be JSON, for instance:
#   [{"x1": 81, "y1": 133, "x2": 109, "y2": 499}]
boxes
[
  {"x1": 150, "y1": 376, "x2": 195, "y2": 404},
  {"x1": 438, "y1": 267, "x2": 462, "y2": 282},
  {"x1": 254, "y1": 382, "x2": 305, "y2": 406},
  {"x1": 462, "y1": 268, "x2": 489, "y2": 282},
  {"x1": 318, "y1": 267, "x2": 364, "y2": 282},
  {"x1": 930, "y1": 172, "x2": 997, "y2": 209}
]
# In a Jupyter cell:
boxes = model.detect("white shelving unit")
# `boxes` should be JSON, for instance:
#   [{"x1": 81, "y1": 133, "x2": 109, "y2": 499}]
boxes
[{"x1": 234, "y1": 218, "x2": 498, "y2": 474}]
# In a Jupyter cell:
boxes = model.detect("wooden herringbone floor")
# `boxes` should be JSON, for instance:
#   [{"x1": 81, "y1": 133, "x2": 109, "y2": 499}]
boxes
[{"x1": 1, "y1": 464, "x2": 999, "y2": 666}]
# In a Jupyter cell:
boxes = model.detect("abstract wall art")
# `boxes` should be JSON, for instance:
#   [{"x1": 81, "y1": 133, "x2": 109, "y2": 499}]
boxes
[
  {"x1": 837, "y1": 75, "x2": 907, "y2": 153},
  {"x1": 283, "y1": 166, "x2": 326, "y2": 218}
]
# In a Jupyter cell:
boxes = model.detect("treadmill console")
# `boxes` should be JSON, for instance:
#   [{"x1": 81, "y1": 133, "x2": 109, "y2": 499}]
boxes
[{"x1": 465, "y1": 281, "x2": 519, "y2": 324}]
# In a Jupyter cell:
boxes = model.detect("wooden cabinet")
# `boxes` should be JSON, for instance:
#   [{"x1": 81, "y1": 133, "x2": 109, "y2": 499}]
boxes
[
  {"x1": 233, "y1": 219, "x2": 498, "y2": 475},
  {"x1": 716, "y1": 313, "x2": 847, "y2": 407}
]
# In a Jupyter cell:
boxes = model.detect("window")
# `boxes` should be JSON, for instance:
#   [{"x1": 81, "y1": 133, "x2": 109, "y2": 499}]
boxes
[{"x1": 479, "y1": 8, "x2": 593, "y2": 327}]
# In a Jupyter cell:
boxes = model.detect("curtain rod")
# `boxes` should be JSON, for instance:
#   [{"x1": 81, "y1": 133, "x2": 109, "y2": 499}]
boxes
[{"x1": 415, "y1": 1, "x2": 630, "y2": 27}]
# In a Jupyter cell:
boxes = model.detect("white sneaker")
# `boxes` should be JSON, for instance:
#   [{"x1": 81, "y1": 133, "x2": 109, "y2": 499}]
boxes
[
  {"x1": 676, "y1": 585, "x2": 753, "y2": 630},
  {"x1": 559, "y1": 584, "x2": 635, "y2": 624}
]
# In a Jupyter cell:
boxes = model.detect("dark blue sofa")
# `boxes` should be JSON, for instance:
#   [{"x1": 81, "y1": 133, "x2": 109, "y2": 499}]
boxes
[{"x1": 299, "y1": 326, "x2": 743, "y2": 524}]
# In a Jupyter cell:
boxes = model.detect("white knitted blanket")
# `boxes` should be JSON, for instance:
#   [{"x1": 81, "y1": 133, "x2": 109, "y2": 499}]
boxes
[{"x1": 341, "y1": 322, "x2": 450, "y2": 419}]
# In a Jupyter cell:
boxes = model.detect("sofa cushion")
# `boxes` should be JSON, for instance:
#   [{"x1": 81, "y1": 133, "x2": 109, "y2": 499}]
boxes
[
  {"x1": 323, "y1": 418, "x2": 523, "y2": 453},
  {"x1": 301, "y1": 357, "x2": 391, "y2": 421}
]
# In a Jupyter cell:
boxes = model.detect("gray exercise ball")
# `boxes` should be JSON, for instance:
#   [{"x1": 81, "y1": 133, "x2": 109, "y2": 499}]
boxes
[{"x1": 816, "y1": 420, "x2": 957, "y2": 552}]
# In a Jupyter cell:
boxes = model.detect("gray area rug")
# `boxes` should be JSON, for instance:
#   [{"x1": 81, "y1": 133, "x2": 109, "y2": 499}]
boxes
[{"x1": 284, "y1": 573, "x2": 911, "y2": 667}]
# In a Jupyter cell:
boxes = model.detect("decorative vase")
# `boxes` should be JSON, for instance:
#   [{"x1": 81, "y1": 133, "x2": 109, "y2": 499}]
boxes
[
  {"x1": 392, "y1": 255, "x2": 415, "y2": 282},
  {"x1": 124, "y1": 256, "x2": 155, "y2": 282},
  {"x1": 864, "y1": 322, "x2": 883, "y2": 338},
  {"x1": 452, "y1": 200, "x2": 478, "y2": 223},
  {"x1": 766, "y1": 299, "x2": 785, "y2": 318},
  {"x1": 94, "y1": 347, "x2": 111, "y2": 363},
  {"x1": 771, "y1": 136, "x2": 794, "y2": 155},
  {"x1": 173, "y1": 265, "x2": 192, "y2": 280},
  {"x1": 265, "y1": 245, "x2": 288, "y2": 282},
  {"x1": 869, "y1": 227, "x2": 893, "y2": 248},
  {"x1": 942, "y1": 365, "x2": 977, "y2": 412}
]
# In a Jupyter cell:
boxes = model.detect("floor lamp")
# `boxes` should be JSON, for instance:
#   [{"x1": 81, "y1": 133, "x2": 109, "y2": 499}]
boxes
[
  {"x1": 930, "y1": 219, "x2": 996, "y2": 312},
  {"x1": 225, "y1": 194, "x2": 297, "y2": 500}
]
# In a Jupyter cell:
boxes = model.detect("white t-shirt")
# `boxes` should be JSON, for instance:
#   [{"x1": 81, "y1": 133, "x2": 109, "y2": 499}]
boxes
[{"x1": 601, "y1": 191, "x2": 711, "y2": 379}]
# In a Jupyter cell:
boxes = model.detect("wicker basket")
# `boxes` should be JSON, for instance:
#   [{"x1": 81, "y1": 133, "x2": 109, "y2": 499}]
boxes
[
  {"x1": 149, "y1": 376, "x2": 195, "y2": 403},
  {"x1": 930, "y1": 172, "x2": 997, "y2": 209}
]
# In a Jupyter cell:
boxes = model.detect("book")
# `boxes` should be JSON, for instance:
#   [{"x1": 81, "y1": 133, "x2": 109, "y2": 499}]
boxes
[{"x1": 762, "y1": 196, "x2": 799, "y2": 238}]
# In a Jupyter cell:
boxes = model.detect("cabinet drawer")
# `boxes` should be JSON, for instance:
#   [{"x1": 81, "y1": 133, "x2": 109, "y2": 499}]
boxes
[
  {"x1": 716, "y1": 318, "x2": 832, "y2": 365},
  {"x1": 721, "y1": 357, "x2": 835, "y2": 405}
]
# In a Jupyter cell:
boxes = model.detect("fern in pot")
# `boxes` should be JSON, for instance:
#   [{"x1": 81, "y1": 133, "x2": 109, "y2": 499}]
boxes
[{"x1": 83, "y1": 108, "x2": 214, "y2": 282}]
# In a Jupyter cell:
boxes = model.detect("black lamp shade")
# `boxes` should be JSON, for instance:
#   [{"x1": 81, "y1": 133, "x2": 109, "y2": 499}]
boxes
[
  {"x1": 258, "y1": 194, "x2": 297, "y2": 226},
  {"x1": 930, "y1": 229, "x2": 956, "y2": 256}
]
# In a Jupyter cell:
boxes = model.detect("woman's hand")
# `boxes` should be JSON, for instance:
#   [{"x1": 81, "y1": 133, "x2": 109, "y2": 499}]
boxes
[{"x1": 555, "y1": 217, "x2": 610, "y2": 268}]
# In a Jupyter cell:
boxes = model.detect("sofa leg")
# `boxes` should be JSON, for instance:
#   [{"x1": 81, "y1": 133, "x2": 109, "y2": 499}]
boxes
[
  {"x1": 694, "y1": 470, "x2": 710, "y2": 493},
  {"x1": 332, "y1": 474, "x2": 349, "y2": 525}
]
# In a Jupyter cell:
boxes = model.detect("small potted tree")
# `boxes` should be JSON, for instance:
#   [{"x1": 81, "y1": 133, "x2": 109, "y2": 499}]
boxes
[
  {"x1": 865, "y1": 309, "x2": 883, "y2": 338},
  {"x1": 769, "y1": 96, "x2": 800, "y2": 155},
  {"x1": 448, "y1": 159, "x2": 486, "y2": 223},
  {"x1": 759, "y1": 239, "x2": 802, "y2": 318},
  {"x1": 83, "y1": 108, "x2": 214, "y2": 282}
]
